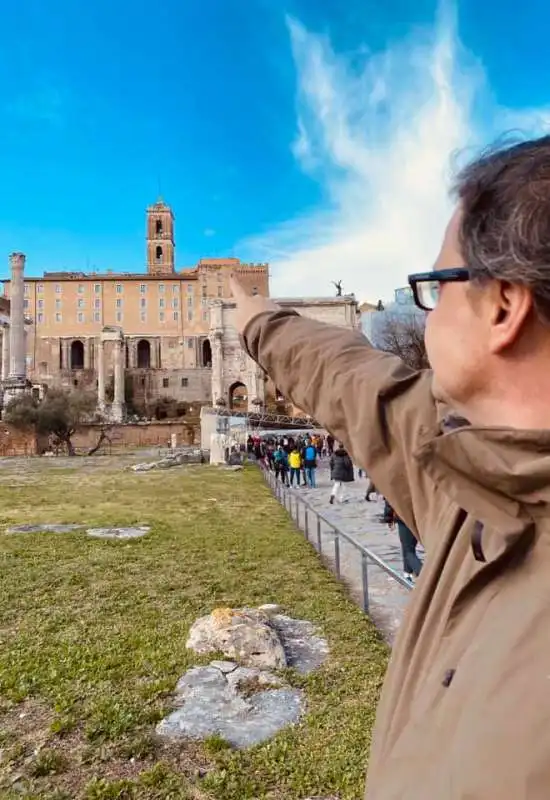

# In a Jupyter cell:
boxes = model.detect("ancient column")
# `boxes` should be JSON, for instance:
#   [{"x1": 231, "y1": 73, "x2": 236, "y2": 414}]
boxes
[
  {"x1": 112, "y1": 340, "x2": 125, "y2": 422},
  {"x1": 8, "y1": 253, "x2": 26, "y2": 383},
  {"x1": 1, "y1": 325, "x2": 10, "y2": 381},
  {"x1": 97, "y1": 339, "x2": 106, "y2": 415}
]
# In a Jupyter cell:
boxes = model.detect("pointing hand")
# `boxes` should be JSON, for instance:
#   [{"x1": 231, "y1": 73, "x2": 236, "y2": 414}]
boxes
[{"x1": 229, "y1": 276, "x2": 279, "y2": 335}]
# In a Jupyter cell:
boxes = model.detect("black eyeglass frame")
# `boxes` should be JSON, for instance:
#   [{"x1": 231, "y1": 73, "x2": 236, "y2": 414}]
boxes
[{"x1": 407, "y1": 268, "x2": 470, "y2": 311}]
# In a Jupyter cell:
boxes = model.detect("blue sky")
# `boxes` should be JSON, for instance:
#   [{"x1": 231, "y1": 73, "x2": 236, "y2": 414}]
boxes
[{"x1": 0, "y1": 0, "x2": 549, "y2": 301}]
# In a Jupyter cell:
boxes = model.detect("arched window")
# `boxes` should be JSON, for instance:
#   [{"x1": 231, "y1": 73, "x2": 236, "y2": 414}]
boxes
[
  {"x1": 202, "y1": 339, "x2": 212, "y2": 368},
  {"x1": 70, "y1": 340, "x2": 85, "y2": 370},
  {"x1": 155, "y1": 245, "x2": 163, "y2": 263},
  {"x1": 229, "y1": 382, "x2": 248, "y2": 412},
  {"x1": 137, "y1": 339, "x2": 151, "y2": 369},
  {"x1": 155, "y1": 218, "x2": 163, "y2": 235}
]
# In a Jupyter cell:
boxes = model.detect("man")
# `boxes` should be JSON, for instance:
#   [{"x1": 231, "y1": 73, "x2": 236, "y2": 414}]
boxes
[
  {"x1": 229, "y1": 135, "x2": 550, "y2": 799},
  {"x1": 300, "y1": 436, "x2": 318, "y2": 487}
]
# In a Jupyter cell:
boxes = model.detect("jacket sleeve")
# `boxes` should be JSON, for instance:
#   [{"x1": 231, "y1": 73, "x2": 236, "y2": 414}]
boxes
[{"x1": 242, "y1": 309, "x2": 439, "y2": 544}]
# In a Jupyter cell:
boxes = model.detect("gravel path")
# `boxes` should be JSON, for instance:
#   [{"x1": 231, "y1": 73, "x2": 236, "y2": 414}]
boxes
[{"x1": 266, "y1": 462, "x2": 423, "y2": 644}]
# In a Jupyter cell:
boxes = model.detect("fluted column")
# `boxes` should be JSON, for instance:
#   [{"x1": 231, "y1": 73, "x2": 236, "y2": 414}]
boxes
[
  {"x1": 8, "y1": 253, "x2": 26, "y2": 382},
  {"x1": 112, "y1": 340, "x2": 125, "y2": 422},
  {"x1": 97, "y1": 340, "x2": 106, "y2": 415}
]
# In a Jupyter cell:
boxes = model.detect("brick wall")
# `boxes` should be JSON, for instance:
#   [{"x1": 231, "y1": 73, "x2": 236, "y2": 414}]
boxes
[
  {"x1": 71, "y1": 420, "x2": 201, "y2": 452},
  {"x1": 0, "y1": 424, "x2": 41, "y2": 456}
]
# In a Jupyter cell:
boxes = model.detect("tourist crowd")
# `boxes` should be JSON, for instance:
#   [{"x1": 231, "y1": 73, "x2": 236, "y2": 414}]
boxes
[{"x1": 246, "y1": 432, "x2": 422, "y2": 584}]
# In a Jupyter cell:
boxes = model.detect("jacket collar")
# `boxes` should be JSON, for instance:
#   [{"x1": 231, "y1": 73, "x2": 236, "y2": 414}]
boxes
[{"x1": 415, "y1": 415, "x2": 550, "y2": 529}]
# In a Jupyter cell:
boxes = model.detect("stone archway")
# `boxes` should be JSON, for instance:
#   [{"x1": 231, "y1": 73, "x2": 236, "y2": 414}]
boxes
[
  {"x1": 229, "y1": 381, "x2": 248, "y2": 412},
  {"x1": 137, "y1": 339, "x2": 151, "y2": 369},
  {"x1": 70, "y1": 340, "x2": 84, "y2": 370},
  {"x1": 202, "y1": 339, "x2": 212, "y2": 368}
]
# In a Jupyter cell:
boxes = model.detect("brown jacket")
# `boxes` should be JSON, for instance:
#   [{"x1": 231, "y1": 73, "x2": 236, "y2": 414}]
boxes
[{"x1": 243, "y1": 309, "x2": 550, "y2": 800}]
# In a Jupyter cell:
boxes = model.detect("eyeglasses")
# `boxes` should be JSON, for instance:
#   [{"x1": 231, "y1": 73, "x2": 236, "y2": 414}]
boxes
[{"x1": 407, "y1": 268, "x2": 470, "y2": 311}]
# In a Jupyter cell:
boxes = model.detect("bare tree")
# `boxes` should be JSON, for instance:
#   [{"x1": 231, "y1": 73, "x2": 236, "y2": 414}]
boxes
[{"x1": 375, "y1": 312, "x2": 429, "y2": 371}]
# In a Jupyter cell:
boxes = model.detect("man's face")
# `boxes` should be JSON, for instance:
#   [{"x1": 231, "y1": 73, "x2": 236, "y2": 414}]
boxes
[{"x1": 424, "y1": 207, "x2": 491, "y2": 407}]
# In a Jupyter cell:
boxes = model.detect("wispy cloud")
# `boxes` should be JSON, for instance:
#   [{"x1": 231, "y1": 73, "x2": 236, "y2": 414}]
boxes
[
  {"x1": 239, "y1": 7, "x2": 550, "y2": 303},
  {"x1": 204, "y1": 228, "x2": 216, "y2": 237}
]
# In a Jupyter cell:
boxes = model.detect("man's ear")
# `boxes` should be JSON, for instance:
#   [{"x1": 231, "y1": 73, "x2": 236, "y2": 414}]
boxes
[{"x1": 488, "y1": 281, "x2": 533, "y2": 353}]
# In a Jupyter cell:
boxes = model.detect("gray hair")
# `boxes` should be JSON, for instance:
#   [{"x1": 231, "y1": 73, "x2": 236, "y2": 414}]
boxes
[{"x1": 453, "y1": 135, "x2": 550, "y2": 322}]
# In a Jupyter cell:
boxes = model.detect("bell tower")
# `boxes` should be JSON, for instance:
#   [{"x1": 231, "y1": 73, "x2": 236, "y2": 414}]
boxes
[{"x1": 146, "y1": 199, "x2": 175, "y2": 275}]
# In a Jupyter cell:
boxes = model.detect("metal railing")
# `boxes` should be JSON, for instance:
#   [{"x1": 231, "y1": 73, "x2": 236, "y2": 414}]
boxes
[{"x1": 261, "y1": 467, "x2": 412, "y2": 613}]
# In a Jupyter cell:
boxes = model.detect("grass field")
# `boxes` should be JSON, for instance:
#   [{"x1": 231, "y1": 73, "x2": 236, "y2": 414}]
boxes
[{"x1": 0, "y1": 456, "x2": 388, "y2": 800}]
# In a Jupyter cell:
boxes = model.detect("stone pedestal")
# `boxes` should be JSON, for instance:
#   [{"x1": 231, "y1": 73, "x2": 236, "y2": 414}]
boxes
[{"x1": 210, "y1": 433, "x2": 228, "y2": 465}]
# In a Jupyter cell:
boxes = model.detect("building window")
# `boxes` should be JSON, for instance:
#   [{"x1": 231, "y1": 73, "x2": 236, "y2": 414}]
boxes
[
  {"x1": 162, "y1": 377, "x2": 169, "y2": 388},
  {"x1": 155, "y1": 246, "x2": 163, "y2": 263},
  {"x1": 116, "y1": 283, "x2": 122, "y2": 293},
  {"x1": 186, "y1": 337, "x2": 193, "y2": 348},
  {"x1": 24, "y1": 299, "x2": 29, "y2": 309},
  {"x1": 37, "y1": 283, "x2": 44, "y2": 293},
  {"x1": 77, "y1": 312, "x2": 84, "y2": 323},
  {"x1": 55, "y1": 299, "x2": 61, "y2": 310},
  {"x1": 159, "y1": 311, "x2": 165, "y2": 322},
  {"x1": 201, "y1": 287, "x2": 207, "y2": 297},
  {"x1": 181, "y1": 377, "x2": 188, "y2": 387},
  {"x1": 77, "y1": 298, "x2": 84, "y2": 308},
  {"x1": 202, "y1": 310, "x2": 208, "y2": 322},
  {"x1": 187, "y1": 310, "x2": 193, "y2": 321},
  {"x1": 38, "y1": 313, "x2": 44, "y2": 324},
  {"x1": 94, "y1": 299, "x2": 100, "y2": 308},
  {"x1": 159, "y1": 298, "x2": 165, "y2": 308},
  {"x1": 172, "y1": 284, "x2": 178, "y2": 294},
  {"x1": 55, "y1": 284, "x2": 61, "y2": 293},
  {"x1": 172, "y1": 298, "x2": 178, "y2": 309},
  {"x1": 173, "y1": 311, "x2": 179, "y2": 321},
  {"x1": 140, "y1": 311, "x2": 146, "y2": 323},
  {"x1": 187, "y1": 284, "x2": 193, "y2": 293},
  {"x1": 55, "y1": 313, "x2": 61, "y2": 323},
  {"x1": 217, "y1": 272, "x2": 222, "y2": 282},
  {"x1": 140, "y1": 283, "x2": 146, "y2": 293},
  {"x1": 217, "y1": 286, "x2": 223, "y2": 297},
  {"x1": 94, "y1": 284, "x2": 100, "y2": 294},
  {"x1": 38, "y1": 299, "x2": 44, "y2": 309},
  {"x1": 140, "y1": 298, "x2": 146, "y2": 308},
  {"x1": 116, "y1": 298, "x2": 122, "y2": 308},
  {"x1": 252, "y1": 286, "x2": 258, "y2": 295},
  {"x1": 94, "y1": 312, "x2": 100, "y2": 322},
  {"x1": 201, "y1": 298, "x2": 208, "y2": 306},
  {"x1": 24, "y1": 283, "x2": 30, "y2": 295},
  {"x1": 159, "y1": 283, "x2": 165, "y2": 293},
  {"x1": 116, "y1": 311, "x2": 123, "y2": 323},
  {"x1": 78, "y1": 284, "x2": 84, "y2": 294},
  {"x1": 187, "y1": 296, "x2": 193, "y2": 307}
]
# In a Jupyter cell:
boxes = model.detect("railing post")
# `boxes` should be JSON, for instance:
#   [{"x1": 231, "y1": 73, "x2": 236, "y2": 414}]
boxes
[
  {"x1": 316, "y1": 516, "x2": 322, "y2": 552},
  {"x1": 334, "y1": 532, "x2": 341, "y2": 578},
  {"x1": 361, "y1": 552, "x2": 370, "y2": 613},
  {"x1": 304, "y1": 508, "x2": 309, "y2": 540}
]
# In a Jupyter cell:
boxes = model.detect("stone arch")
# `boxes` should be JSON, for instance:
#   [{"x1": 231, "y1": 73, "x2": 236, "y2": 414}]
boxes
[
  {"x1": 70, "y1": 340, "x2": 84, "y2": 370},
  {"x1": 202, "y1": 338, "x2": 212, "y2": 368},
  {"x1": 137, "y1": 339, "x2": 151, "y2": 369},
  {"x1": 229, "y1": 381, "x2": 248, "y2": 412},
  {"x1": 155, "y1": 245, "x2": 163, "y2": 263}
]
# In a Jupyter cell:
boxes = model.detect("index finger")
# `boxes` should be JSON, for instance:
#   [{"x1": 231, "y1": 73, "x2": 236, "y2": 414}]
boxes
[{"x1": 229, "y1": 274, "x2": 246, "y2": 299}]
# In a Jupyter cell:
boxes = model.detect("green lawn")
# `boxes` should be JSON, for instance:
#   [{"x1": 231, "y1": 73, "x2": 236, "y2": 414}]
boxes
[{"x1": 0, "y1": 457, "x2": 388, "y2": 800}]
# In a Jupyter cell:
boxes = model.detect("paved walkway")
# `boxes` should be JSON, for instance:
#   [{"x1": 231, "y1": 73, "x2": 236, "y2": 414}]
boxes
[{"x1": 266, "y1": 462, "x2": 424, "y2": 644}]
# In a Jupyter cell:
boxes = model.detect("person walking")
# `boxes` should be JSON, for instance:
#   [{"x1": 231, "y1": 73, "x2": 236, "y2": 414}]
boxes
[
  {"x1": 301, "y1": 437, "x2": 318, "y2": 487},
  {"x1": 288, "y1": 445, "x2": 302, "y2": 487},
  {"x1": 229, "y1": 135, "x2": 550, "y2": 798},
  {"x1": 273, "y1": 445, "x2": 289, "y2": 486},
  {"x1": 384, "y1": 500, "x2": 423, "y2": 583},
  {"x1": 329, "y1": 443, "x2": 354, "y2": 503}
]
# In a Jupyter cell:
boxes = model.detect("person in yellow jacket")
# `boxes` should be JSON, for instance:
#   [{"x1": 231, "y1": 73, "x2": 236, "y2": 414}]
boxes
[{"x1": 288, "y1": 446, "x2": 302, "y2": 486}]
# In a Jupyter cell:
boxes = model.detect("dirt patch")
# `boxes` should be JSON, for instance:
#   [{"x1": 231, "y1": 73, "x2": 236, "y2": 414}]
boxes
[{"x1": 0, "y1": 701, "x2": 214, "y2": 798}]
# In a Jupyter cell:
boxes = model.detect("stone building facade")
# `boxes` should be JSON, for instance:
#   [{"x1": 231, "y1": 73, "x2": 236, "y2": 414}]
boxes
[{"x1": 1, "y1": 200, "x2": 269, "y2": 412}]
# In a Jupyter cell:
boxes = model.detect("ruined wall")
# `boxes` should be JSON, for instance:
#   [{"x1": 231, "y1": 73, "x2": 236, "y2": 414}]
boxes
[
  {"x1": 71, "y1": 420, "x2": 201, "y2": 451},
  {"x1": 0, "y1": 424, "x2": 42, "y2": 456}
]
